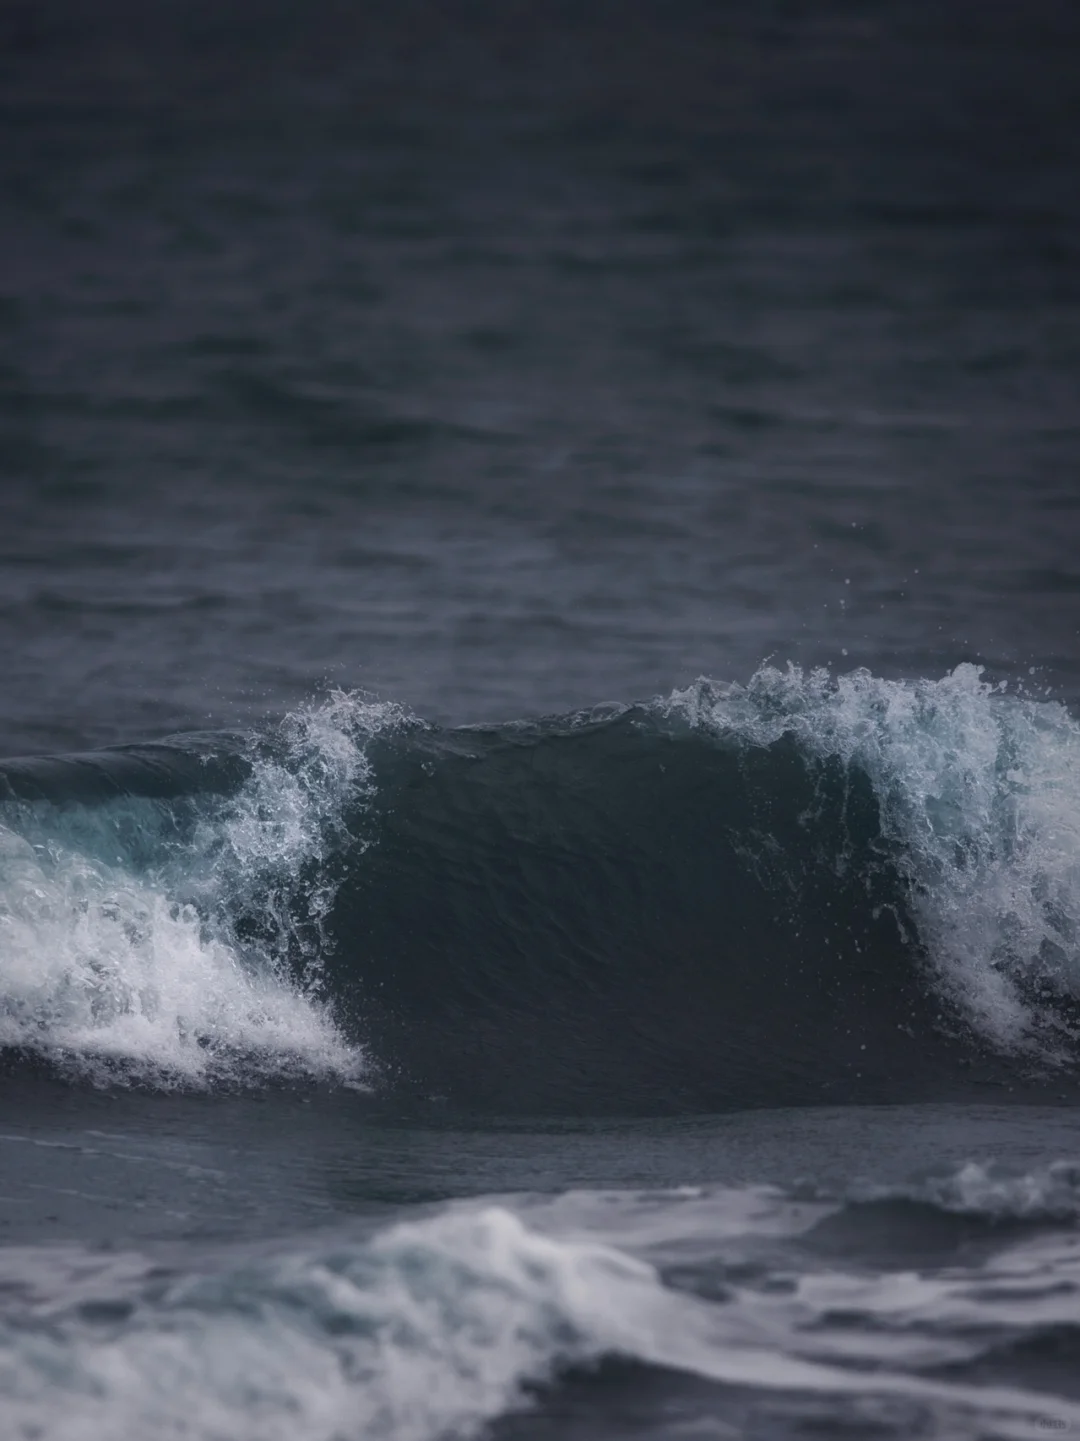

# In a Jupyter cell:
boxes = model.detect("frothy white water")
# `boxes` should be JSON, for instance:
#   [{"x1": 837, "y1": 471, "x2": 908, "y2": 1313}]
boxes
[
  {"x1": 0, "y1": 693, "x2": 401, "y2": 1086},
  {"x1": 855, "y1": 1157, "x2": 1080, "y2": 1221},
  {"x1": 0, "y1": 824, "x2": 352, "y2": 1085},
  {"x1": 0, "y1": 1194, "x2": 1077, "y2": 1441},
  {"x1": 669, "y1": 663, "x2": 1080, "y2": 1057}
]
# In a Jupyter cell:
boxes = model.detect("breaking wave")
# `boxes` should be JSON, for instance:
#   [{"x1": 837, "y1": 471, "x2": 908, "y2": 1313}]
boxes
[{"x1": 1, "y1": 665, "x2": 1080, "y2": 1106}]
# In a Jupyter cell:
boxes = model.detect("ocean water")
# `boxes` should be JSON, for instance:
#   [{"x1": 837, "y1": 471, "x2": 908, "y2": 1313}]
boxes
[{"x1": 2, "y1": 1, "x2": 1080, "y2": 1437}]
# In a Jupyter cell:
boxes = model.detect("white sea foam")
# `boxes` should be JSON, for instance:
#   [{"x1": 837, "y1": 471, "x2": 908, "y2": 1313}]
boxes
[
  {"x1": 668, "y1": 664, "x2": 1080, "y2": 1057},
  {"x1": 0, "y1": 1201, "x2": 1076, "y2": 1441},
  {"x1": 857, "y1": 1158, "x2": 1080, "y2": 1221},
  {"x1": 0, "y1": 693, "x2": 399, "y2": 1086},
  {"x1": 491, "y1": 1183, "x2": 833, "y2": 1259}
]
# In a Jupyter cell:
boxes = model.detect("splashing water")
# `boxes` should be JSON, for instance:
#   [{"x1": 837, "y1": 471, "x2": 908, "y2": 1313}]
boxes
[
  {"x1": 0, "y1": 693, "x2": 407, "y2": 1086},
  {"x1": 668, "y1": 663, "x2": 1080, "y2": 1057}
]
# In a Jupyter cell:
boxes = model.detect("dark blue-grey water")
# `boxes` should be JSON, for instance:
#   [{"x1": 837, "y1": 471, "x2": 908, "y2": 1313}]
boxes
[{"x1": 2, "y1": 2, "x2": 1080, "y2": 1437}]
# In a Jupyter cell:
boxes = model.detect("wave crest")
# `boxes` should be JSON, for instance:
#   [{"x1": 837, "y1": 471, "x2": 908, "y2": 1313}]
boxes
[{"x1": 672, "y1": 663, "x2": 1080, "y2": 1056}]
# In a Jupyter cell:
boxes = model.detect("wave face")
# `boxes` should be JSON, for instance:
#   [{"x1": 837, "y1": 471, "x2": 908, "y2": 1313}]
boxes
[{"x1": 2, "y1": 666, "x2": 1080, "y2": 1107}]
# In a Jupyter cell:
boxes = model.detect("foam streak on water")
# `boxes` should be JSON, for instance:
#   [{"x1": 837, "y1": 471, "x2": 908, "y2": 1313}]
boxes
[{"x1": 669, "y1": 664, "x2": 1080, "y2": 1057}]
